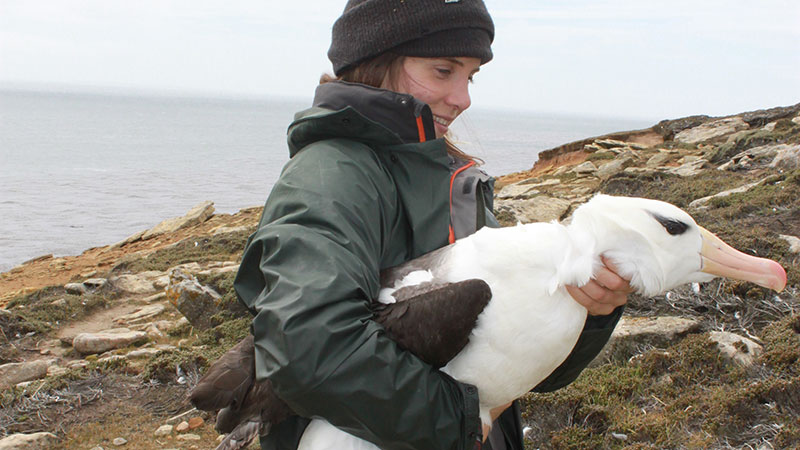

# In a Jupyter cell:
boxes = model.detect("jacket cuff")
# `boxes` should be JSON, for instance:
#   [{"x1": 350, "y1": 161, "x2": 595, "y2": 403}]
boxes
[{"x1": 457, "y1": 381, "x2": 483, "y2": 449}]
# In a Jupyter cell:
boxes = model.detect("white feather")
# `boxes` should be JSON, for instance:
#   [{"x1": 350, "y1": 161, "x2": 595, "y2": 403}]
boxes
[
  {"x1": 377, "y1": 269, "x2": 434, "y2": 304},
  {"x1": 299, "y1": 195, "x2": 716, "y2": 448}
]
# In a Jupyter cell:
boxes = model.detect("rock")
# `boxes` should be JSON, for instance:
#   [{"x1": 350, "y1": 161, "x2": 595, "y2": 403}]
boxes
[
  {"x1": 583, "y1": 143, "x2": 604, "y2": 153},
  {"x1": 677, "y1": 155, "x2": 703, "y2": 164},
  {"x1": 597, "y1": 316, "x2": 701, "y2": 364},
  {"x1": 114, "y1": 304, "x2": 166, "y2": 325},
  {"x1": 571, "y1": 161, "x2": 597, "y2": 175},
  {"x1": 595, "y1": 139, "x2": 628, "y2": 149},
  {"x1": 112, "y1": 437, "x2": 127, "y2": 446},
  {"x1": 112, "y1": 230, "x2": 146, "y2": 248},
  {"x1": 779, "y1": 235, "x2": 800, "y2": 254},
  {"x1": 675, "y1": 117, "x2": 749, "y2": 144},
  {"x1": 718, "y1": 143, "x2": 789, "y2": 171},
  {"x1": 142, "y1": 201, "x2": 215, "y2": 240},
  {"x1": 666, "y1": 158, "x2": 708, "y2": 177},
  {"x1": 154, "y1": 425, "x2": 173, "y2": 437},
  {"x1": 689, "y1": 177, "x2": 769, "y2": 208},
  {"x1": 793, "y1": 115, "x2": 800, "y2": 125},
  {"x1": 124, "y1": 347, "x2": 164, "y2": 359},
  {"x1": 709, "y1": 331, "x2": 762, "y2": 367},
  {"x1": 72, "y1": 328, "x2": 148, "y2": 355},
  {"x1": 108, "y1": 274, "x2": 157, "y2": 295},
  {"x1": 768, "y1": 144, "x2": 800, "y2": 170},
  {"x1": 197, "y1": 264, "x2": 239, "y2": 277},
  {"x1": 144, "y1": 323, "x2": 165, "y2": 339},
  {"x1": 142, "y1": 292, "x2": 167, "y2": 303},
  {"x1": 175, "y1": 421, "x2": 190, "y2": 432},
  {"x1": 596, "y1": 157, "x2": 634, "y2": 181},
  {"x1": 46, "y1": 365, "x2": 68, "y2": 377},
  {"x1": 176, "y1": 434, "x2": 201, "y2": 441},
  {"x1": 169, "y1": 262, "x2": 203, "y2": 274},
  {"x1": 645, "y1": 152, "x2": 672, "y2": 168},
  {"x1": 66, "y1": 360, "x2": 89, "y2": 369},
  {"x1": 64, "y1": 282, "x2": 88, "y2": 295},
  {"x1": 165, "y1": 270, "x2": 223, "y2": 330},
  {"x1": 494, "y1": 196, "x2": 572, "y2": 224},
  {"x1": 0, "y1": 359, "x2": 57, "y2": 390},
  {"x1": 762, "y1": 122, "x2": 777, "y2": 131},
  {"x1": 83, "y1": 278, "x2": 108, "y2": 290},
  {"x1": 187, "y1": 416, "x2": 204, "y2": 429},
  {"x1": 0, "y1": 432, "x2": 58, "y2": 449},
  {"x1": 497, "y1": 183, "x2": 540, "y2": 199}
]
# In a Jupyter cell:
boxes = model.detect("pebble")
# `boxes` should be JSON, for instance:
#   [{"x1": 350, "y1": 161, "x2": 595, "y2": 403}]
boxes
[
  {"x1": 176, "y1": 434, "x2": 201, "y2": 441},
  {"x1": 187, "y1": 416, "x2": 204, "y2": 429},
  {"x1": 112, "y1": 437, "x2": 127, "y2": 446},
  {"x1": 154, "y1": 424, "x2": 173, "y2": 436},
  {"x1": 175, "y1": 421, "x2": 190, "y2": 432}
]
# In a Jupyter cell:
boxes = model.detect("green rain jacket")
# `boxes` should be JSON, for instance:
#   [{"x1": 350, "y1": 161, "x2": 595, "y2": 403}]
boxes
[{"x1": 234, "y1": 81, "x2": 623, "y2": 450}]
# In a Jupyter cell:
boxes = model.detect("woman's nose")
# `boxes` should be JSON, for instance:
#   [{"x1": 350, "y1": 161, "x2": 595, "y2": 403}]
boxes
[{"x1": 447, "y1": 79, "x2": 471, "y2": 113}]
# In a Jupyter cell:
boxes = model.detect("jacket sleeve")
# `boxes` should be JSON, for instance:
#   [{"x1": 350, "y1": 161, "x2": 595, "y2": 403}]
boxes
[{"x1": 234, "y1": 141, "x2": 482, "y2": 450}]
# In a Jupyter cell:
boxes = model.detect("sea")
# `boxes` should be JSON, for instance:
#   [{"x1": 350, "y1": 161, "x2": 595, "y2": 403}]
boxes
[{"x1": 0, "y1": 88, "x2": 652, "y2": 272}]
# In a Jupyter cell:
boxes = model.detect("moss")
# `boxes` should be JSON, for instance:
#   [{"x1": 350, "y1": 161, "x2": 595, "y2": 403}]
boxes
[
  {"x1": 585, "y1": 152, "x2": 616, "y2": 162},
  {"x1": 5, "y1": 287, "x2": 110, "y2": 334},
  {"x1": 760, "y1": 315, "x2": 800, "y2": 375},
  {"x1": 493, "y1": 209, "x2": 517, "y2": 228},
  {"x1": 195, "y1": 271, "x2": 250, "y2": 319},
  {"x1": 549, "y1": 425, "x2": 605, "y2": 449},
  {"x1": 599, "y1": 170, "x2": 747, "y2": 207},
  {"x1": 113, "y1": 228, "x2": 253, "y2": 273},
  {"x1": 196, "y1": 317, "x2": 251, "y2": 352},
  {"x1": 140, "y1": 347, "x2": 209, "y2": 383},
  {"x1": 709, "y1": 123, "x2": 800, "y2": 164}
]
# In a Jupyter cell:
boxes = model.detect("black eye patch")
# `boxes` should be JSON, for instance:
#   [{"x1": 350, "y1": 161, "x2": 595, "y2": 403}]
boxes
[{"x1": 650, "y1": 212, "x2": 689, "y2": 235}]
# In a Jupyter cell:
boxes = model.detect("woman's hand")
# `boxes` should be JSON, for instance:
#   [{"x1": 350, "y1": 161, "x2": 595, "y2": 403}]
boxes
[
  {"x1": 482, "y1": 402, "x2": 513, "y2": 442},
  {"x1": 566, "y1": 256, "x2": 632, "y2": 316}
]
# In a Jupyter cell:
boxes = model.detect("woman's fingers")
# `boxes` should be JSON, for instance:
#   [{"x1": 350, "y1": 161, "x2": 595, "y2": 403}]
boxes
[
  {"x1": 566, "y1": 256, "x2": 633, "y2": 315},
  {"x1": 565, "y1": 284, "x2": 618, "y2": 316}
]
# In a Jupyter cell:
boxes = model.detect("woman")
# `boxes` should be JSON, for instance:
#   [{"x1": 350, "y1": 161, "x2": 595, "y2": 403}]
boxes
[{"x1": 234, "y1": 1, "x2": 630, "y2": 449}]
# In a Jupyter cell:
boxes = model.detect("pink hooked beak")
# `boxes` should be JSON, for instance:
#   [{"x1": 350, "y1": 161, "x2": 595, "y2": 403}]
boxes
[{"x1": 700, "y1": 227, "x2": 787, "y2": 292}]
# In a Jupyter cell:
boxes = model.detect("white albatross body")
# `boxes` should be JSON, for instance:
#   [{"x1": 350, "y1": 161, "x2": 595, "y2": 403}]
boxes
[{"x1": 297, "y1": 195, "x2": 786, "y2": 450}]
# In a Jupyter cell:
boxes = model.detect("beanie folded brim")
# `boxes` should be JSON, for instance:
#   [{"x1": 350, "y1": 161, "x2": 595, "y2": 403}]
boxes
[{"x1": 392, "y1": 28, "x2": 493, "y2": 66}]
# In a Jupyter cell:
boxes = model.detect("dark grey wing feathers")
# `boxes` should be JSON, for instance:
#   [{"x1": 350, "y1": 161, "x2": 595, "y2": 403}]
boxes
[{"x1": 372, "y1": 278, "x2": 492, "y2": 368}]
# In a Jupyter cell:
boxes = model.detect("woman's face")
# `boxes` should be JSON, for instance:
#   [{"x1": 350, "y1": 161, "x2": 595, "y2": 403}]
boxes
[{"x1": 383, "y1": 56, "x2": 482, "y2": 139}]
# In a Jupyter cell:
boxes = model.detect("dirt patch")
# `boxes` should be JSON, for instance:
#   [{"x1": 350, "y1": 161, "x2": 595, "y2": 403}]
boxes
[{"x1": 56, "y1": 302, "x2": 144, "y2": 343}]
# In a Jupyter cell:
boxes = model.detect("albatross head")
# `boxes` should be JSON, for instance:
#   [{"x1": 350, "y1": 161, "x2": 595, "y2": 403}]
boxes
[{"x1": 570, "y1": 195, "x2": 787, "y2": 297}]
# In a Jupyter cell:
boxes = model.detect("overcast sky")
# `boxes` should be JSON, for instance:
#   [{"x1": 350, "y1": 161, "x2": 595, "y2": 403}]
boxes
[{"x1": 1, "y1": 0, "x2": 798, "y2": 121}]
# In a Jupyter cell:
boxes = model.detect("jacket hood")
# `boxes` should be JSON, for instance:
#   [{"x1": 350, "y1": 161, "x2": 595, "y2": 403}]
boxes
[{"x1": 287, "y1": 81, "x2": 437, "y2": 157}]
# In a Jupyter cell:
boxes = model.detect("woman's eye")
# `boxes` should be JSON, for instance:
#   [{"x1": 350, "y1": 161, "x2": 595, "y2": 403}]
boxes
[{"x1": 436, "y1": 68, "x2": 452, "y2": 76}]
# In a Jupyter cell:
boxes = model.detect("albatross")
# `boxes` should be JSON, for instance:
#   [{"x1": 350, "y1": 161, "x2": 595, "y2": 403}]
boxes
[{"x1": 189, "y1": 194, "x2": 787, "y2": 450}]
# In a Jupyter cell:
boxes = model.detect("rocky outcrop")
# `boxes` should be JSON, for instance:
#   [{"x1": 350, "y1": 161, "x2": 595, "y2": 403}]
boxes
[
  {"x1": 709, "y1": 331, "x2": 763, "y2": 367},
  {"x1": 597, "y1": 316, "x2": 702, "y2": 363},
  {"x1": 674, "y1": 117, "x2": 750, "y2": 144},
  {"x1": 0, "y1": 432, "x2": 58, "y2": 449},
  {"x1": 72, "y1": 328, "x2": 148, "y2": 355},
  {"x1": 142, "y1": 201, "x2": 215, "y2": 240},
  {"x1": 165, "y1": 269, "x2": 223, "y2": 330},
  {"x1": 0, "y1": 359, "x2": 57, "y2": 389}
]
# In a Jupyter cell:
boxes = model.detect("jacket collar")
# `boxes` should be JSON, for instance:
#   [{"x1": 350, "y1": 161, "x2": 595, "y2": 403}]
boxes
[
  {"x1": 287, "y1": 81, "x2": 438, "y2": 156},
  {"x1": 312, "y1": 81, "x2": 436, "y2": 144}
]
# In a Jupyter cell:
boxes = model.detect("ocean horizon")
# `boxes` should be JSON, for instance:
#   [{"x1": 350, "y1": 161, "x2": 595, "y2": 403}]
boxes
[{"x1": 0, "y1": 87, "x2": 652, "y2": 272}]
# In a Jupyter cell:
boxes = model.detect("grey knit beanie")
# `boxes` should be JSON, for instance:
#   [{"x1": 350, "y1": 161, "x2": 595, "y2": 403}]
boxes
[{"x1": 328, "y1": 0, "x2": 495, "y2": 76}]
